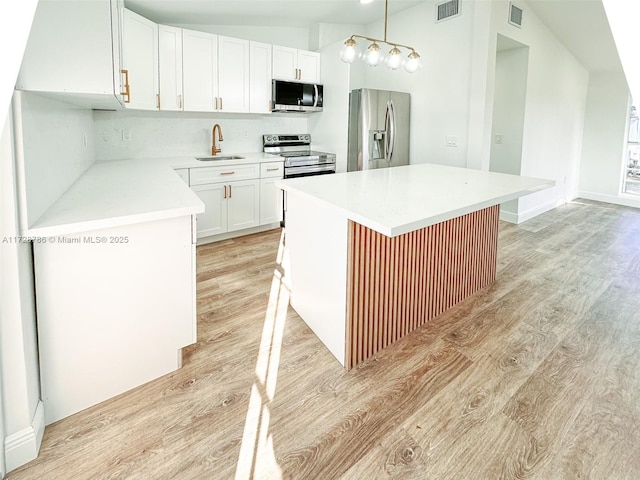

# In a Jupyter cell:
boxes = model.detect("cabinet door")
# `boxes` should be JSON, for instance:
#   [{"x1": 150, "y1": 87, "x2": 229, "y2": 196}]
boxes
[
  {"x1": 191, "y1": 184, "x2": 227, "y2": 238},
  {"x1": 218, "y1": 36, "x2": 250, "y2": 113},
  {"x1": 249, "y1": 41, "x2": 272, "y2": 113},
  {"x1": 227, "y1": 179, "x2": 260, "y2": 232},
  {"x1": 260, "y1": 177, "x2": 283, "y2": 225},
  {"x1": 297, "y1": 50, "x2": 321, "y2": 83},
  {"x1": 183, "y1": 29, "x2": 218, "y2": 112},
  {"x1": 158, "y1": 25, "x2": 183, "y2": 111},
  {"x1": 272, "y1": 45, "x2": 298, "y2": 81},
  {"x1": 121, "y1": 9, "x2": 159, "y2": 110},
  {"x1": 17, "y1": 0, "x2": 122, "y2": 106}
]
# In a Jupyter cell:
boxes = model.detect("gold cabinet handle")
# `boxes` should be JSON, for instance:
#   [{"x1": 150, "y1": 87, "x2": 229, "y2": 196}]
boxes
[
  {"x1": 156, "y1": 93, "x2": 161, "y2": 110},
  {"x1": 228, "y1": 184, "x2": 232, "y2": 198},
  {"x1": 120, "y1": 69, "x2": 130, "y2": 103},
  {"x1": 219, "y1": 97, "x2": 223, "y2": 110},
  {"x1": 220, "y1": 171, "x2": 235, "y2": 176},
  {"x1": 266, "y1": 167, "x2": 279, "y2": 172},
  {"x1": 223, "y1": 185, "x2": 227, "y2": 199},
  {"x1": 214, "y1": 97, "x2": 218, "y2": 110},
  {"x1": 179, "y1": 94, "x2": 182, "y2": 109}
]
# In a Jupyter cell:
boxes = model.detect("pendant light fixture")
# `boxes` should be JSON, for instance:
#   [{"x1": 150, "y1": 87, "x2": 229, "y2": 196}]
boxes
[{"x1": 340, "y1": 0, "x2": 422, "y2": 73}]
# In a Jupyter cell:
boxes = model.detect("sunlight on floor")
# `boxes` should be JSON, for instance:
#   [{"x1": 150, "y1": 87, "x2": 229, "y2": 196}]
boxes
[{"x1": 235, "y1": 231, "x2": 289, "y2": 480}]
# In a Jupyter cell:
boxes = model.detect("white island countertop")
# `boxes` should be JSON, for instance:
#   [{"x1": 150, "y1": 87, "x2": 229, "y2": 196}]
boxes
[
  {"x1": 26, "y1": 152, "x2": 280, "y2": 237},
  {"x1": 277, "y1": 163, "x2": 555, "y2": 237}
]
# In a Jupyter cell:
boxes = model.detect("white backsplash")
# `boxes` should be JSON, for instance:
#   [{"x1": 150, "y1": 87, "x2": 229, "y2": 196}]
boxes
[{"x1": 93, "y1": 110, "x2": 308, "y2": 161}]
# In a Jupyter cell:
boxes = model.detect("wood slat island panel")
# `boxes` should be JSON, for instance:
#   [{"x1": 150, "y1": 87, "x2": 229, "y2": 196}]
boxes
[{"x1": 345, "y1": 205, "x2": 500, "y2": 369}]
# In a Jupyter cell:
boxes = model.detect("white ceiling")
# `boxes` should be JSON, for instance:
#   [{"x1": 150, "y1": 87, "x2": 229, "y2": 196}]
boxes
[
  {"x1": 124, "y1": 0, "x2": 622, "y2": 73},
  {"x1": 526, "y1": 0, "x2": 621, "y2": 73},
  {"x1": 125, "y1": 0, "x2": 425, "y2": 27}
]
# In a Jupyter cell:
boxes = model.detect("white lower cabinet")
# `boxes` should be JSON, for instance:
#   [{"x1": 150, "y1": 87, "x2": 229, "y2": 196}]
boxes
[
  {"x1": 190, "y1": 161, "x2": 282, "y2": 240},
  {"x1": 260, "y1": 161, "x2": 284, "y2": 225},
  {"x1": 191, "y1": 183, "x2": 227, "y2": 237},
  {"x1": 34, "y1": 215, "x2": 196, "y2": 425}
]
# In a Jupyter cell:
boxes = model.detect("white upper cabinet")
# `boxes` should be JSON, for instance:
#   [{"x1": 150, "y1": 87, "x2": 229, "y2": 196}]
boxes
[
  {"x1": 182, "y1": 29, "x2": 218, "y2": 112},
  {"x1": 272, "y1": 45, "x2": 321, "y2": 83},
  {"x1": 218, "y1": 36, "x2": 250, "y2": 113},
  {"x1": 121, "y1": 9, "x2": 159, "y2": 110},
  {"x1": 297, "y1": 50, "x2": 321, "y2": 83},
  {"x1": 249, "y1": 41, "x2": 273, "y2": 114},
  {"x1": 122, "y1": 9, "x2": 158, "y2": 110},
  {"x1": 16, "y1": 0, "x2": 125, "y2": 109},
  {"x1": 158, "y1": 25, "x2": 183, "y2": 111},
  {"x1": 182, "y1": 31, "x2": 250, "y2": 113}
]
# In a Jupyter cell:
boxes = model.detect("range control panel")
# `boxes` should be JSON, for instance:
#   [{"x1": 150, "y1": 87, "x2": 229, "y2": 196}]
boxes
[{"x1": 263, "y1": 134, "x2": 311, "y2": 147}]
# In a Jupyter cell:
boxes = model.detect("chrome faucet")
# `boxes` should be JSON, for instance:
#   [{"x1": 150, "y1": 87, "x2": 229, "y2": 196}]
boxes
[{"x1": 211, "y1": 124, "x2": 223, "y2": 156}]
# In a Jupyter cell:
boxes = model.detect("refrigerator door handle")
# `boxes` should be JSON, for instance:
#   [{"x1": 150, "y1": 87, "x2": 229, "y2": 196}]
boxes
[{"x1": 387, "y1": 100, "x2": 396, "y2": 163}]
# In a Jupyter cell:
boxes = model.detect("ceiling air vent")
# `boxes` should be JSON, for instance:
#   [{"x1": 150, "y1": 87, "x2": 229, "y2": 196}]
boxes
[
  {"x1": 509, "y1": 2, "x2": 523, "y2": 28},
  {"x1": 436, "y1": 0, "x2": 460, "y2": 23}
]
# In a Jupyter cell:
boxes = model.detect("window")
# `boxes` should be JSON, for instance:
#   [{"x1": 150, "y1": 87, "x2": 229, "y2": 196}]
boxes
[{"x1": 623, "y1": 104, "x2": 640, "y2": 194}]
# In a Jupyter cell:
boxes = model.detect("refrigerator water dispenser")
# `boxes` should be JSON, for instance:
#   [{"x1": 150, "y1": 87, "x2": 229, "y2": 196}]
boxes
[{"x1": 369, "y1": 130, "x2": 386, "y2": 161}]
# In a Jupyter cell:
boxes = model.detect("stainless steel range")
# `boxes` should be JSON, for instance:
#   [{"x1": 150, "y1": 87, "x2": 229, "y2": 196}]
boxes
[{"x1": 263, "y1": 134, "x2": 336, "y2": 178}]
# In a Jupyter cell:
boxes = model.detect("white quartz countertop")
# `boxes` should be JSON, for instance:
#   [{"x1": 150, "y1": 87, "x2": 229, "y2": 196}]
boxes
[
  {"x1": 277, "y1": 163, "x2": 555, "y2": 237},
  {"x1": 27, "y1": 152, "x2": 281, "y2": 237}
]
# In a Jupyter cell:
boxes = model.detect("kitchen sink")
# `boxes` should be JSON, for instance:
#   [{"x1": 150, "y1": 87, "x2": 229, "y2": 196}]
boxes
[{"x1": 196, "y1": 155, "x2": 245, "y2": 161}]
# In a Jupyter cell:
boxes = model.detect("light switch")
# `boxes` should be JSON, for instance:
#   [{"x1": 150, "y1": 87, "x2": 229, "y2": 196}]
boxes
[{"x1": 122, "y1": 129, "x2": 131, "y2": 141}]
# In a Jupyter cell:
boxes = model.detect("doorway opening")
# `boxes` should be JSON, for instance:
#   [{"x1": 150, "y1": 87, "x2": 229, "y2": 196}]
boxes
[
  {"x1": 623, "y1": 102, "x2": 640, "y2": 194},
  {"x1": 489, "y1": 34, "x2": 530, "y2": 222}
]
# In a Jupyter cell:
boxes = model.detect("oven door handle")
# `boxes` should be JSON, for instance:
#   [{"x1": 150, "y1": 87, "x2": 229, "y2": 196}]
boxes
[{"x1": 285, "y1": 164, "x2": 336, "y2": 177}]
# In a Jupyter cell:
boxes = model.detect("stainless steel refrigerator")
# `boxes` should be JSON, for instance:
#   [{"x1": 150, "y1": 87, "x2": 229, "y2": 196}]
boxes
[{"x1": 347, "y1": 88, "x2": 411, "y2": 171}]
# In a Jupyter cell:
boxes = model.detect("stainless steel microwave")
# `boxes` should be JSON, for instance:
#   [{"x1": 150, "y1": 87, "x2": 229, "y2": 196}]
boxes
[{"x1": 271, "y1": 80, "x2": 323, "y2": 113}]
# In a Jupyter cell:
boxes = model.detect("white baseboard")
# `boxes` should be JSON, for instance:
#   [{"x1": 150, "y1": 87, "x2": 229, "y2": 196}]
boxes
[
  {"x1": 499, "y1": 209, "x2": 519, "y2": 223},
  {"x1": 499, "y1": 198, "x2": 559, "y2": 225},
  {"x1": 578, "y1": 191, "x2": 640, "y2": 209},
  {"x1": 5, "y1": 400, "x2": 44, "y2": 473}
]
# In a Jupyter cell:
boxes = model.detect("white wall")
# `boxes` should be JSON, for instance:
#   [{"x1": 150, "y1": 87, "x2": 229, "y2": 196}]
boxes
[
  {"x1": 94, "y1": 111, "x2": 307, "y2": 160},
  {"x1": 485, "y1": 0, "x2": 589, "y2": 222},
  {"x1": 308, "y1": 40, "x2": 351, "y2": 172},
  {"x1": 358, "y1": 0, "x2": 476, "y2": 168},
  {"x1": 579, "y1": 70, "x2": 640, "y2": 207},
  {"x1": 15, "y1": 92, "x2": 96, "y2": 228},
  {"x1": 1, "y1": 108, "x2": 44, "y2": 474}
]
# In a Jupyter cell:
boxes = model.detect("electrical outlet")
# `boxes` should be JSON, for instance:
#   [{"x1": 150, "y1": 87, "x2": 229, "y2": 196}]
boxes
[
  {"x1": 446, "y1": 136, "x2": 458, "y2": 147},
  {"x1": 242, "y1": 129, "x2": 249, "y2": 139},
  {"x1": 495, "y1": 134, "x2": 504, "y2": 144},
  {"x1": 122, "y1": 129, "x2": 131, "y2": 141}
]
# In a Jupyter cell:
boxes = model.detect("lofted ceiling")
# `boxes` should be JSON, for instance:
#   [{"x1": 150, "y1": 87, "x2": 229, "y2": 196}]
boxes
[
  {"x1": 124, "y1": 0, "x2": 622, "y2": 74},
  {"x1": 124, "y1": 0, "x2": 425, "y2": 28}
]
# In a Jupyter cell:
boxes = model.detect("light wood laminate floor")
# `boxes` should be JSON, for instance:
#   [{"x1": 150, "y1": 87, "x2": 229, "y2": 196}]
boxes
[{"x1": 8, "y1": 199, "x2": 640, "y2": 479}]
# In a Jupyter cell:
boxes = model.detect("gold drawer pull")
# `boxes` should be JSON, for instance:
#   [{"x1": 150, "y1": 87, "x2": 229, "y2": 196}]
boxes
[
  {"x1": 266, "y1": 167, "x2": 280, "y2": 172},
  {"x1": 220, "y1": 171, "x2": 235, "y2": 176}
]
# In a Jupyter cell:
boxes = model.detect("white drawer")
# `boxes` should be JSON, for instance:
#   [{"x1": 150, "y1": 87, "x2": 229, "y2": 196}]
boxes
[
  {"x1": 190, "y1": 164, "x2": 259, "y2": 185},
  {"x1": 260, "y1": 161, "x2": 284, "y2": 178}
]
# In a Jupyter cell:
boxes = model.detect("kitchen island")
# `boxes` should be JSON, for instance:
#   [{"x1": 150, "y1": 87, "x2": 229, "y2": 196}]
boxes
[{"x1": 278, "y1": 163, "x2": 554, "y2": 370}]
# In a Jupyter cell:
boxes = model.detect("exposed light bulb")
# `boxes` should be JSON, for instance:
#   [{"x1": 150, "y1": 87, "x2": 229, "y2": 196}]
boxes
[
  {"x1": 385, "y1": 46, "x2": 403, "y2": 70},
  {"x1": 403, "y1": 51, "x2": 422, "y2": 73},
  {"x1": 339, "y1": 38, "x2": 360, "y2": 64},
  {"x1": 364, "y1": 42, "x2": 385, "y2": 67}
]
